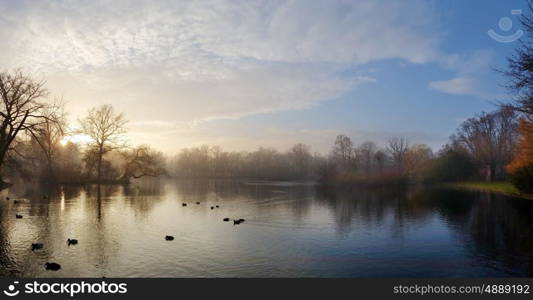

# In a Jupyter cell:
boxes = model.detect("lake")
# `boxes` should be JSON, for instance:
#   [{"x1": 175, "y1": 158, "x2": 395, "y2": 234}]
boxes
[{"x1": 1, "y1": 180, "x2": 533, "y2": 277}]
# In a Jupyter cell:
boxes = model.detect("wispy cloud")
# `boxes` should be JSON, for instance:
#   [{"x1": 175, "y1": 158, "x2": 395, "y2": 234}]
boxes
[
  {"x1": 441, "y1": 49, "x2": 495, "y2": 75},
  {"x1": 430, "y1": 49, "x2": 501, "y2": 98},
  {"x1": 429, "y1": 77, "x2": 480, "y2": 96},
  {"x1": 0, "y1": 0, "x2": 438, "y2": 123},
  {"x1": 0, "y1": 0, "x2": 446, "y2": 152}
]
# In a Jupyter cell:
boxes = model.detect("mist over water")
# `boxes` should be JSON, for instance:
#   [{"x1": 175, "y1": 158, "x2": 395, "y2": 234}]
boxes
[{"x1": 1, "y1": 180, "x2": 532, "y2": 277}]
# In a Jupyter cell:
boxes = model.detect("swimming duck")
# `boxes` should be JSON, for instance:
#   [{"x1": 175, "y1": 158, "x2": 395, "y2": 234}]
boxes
[
  {"x1": 5, "y1": 197, "x2": 9, "y2": 200},
  {"x1": 15, "y1": 214, "x2": 22, "y2": 219},
  {"x1": 44, "y1": 262, "x2": 61, "y2": 271},
  {"x1": 223, "y1": 218, "x2": 230, "y2": 222},
  {"x1": 196, "y1": 202, "x2": 200, "y2": 205},
  {"x1": 215, "y1": 205, "x2": 219, "y2": 208},
  {"x1": 67, "y1": 239, "x2": 78, "y2": 246},
  {"x1": 31, "y1": 243, "x2": 44, "y2": 251},
  {"x1": 182, "y1": 203, "x2": 187, "y2": 207},
  {"x1": 210, "y1": 206, "x2": 214, "y2": 210},
  {"x1": 165, "y1": 235, "x2": 174, "y2": 241}
]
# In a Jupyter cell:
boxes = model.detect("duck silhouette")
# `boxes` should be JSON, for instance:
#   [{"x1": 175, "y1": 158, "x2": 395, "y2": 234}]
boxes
[
  {"x1": 223, "y1": 218, "x2": 230, "y2": 222},
  {"x1": 215, "y1": 205, "x2": 219, "y2": 208},
  {"x1": 15, "y1": 214, "x2": 22, "y2": 219},
  {"x1": 210, "y1": 206, "x2": 214, "y2": 210},
  {"x1": 182, "y1": 203, "x2": 187, "y2": 207},
  {"x1": 5, "y1": 196, "x2": 9, "y2": 200},
  {"x1": 233, "y1": 218, "x2": 245, "y2": 225},
  {"x1": 45, "y1": 262, "x2": 61, "y2": 271},
  {"x1": 31, "y1": 243, "x2": 44, "y2": 251},
  {"x1": 165, "y1": 235, "x2": 174, "y2": 241},
  {"x1": 67, "y1": 239, "x2": 78, "y2": 246},
  {"x1": 196, "y1": 202, "x2": 200, "y2": 205}
]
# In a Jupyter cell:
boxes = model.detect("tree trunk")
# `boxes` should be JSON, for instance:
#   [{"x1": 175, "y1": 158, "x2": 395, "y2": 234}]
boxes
[
  {"x1": 97, "y1": 145, "x2": 103, "y2": 182},
  {"x1": 46, "y1": 155, "x2": 55, "y2": 182},
  {"x1": 0, "y1": 162, "x2": 12, "y2": 189},
  {"x1": 0, "y1": 146, "x2": 9, "y2": 187},
  {"x1": 489, "y1": 164, "x2": 496, "y2": 182}
]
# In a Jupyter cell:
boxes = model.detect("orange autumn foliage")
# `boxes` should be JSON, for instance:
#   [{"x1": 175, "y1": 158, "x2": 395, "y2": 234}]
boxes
[{"x1": 506, "y1": 119, "x2": 533, "y2": 173}]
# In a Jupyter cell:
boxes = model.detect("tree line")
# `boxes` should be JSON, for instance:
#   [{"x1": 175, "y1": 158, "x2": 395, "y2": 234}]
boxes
[
  {"x1": 318, "y1": 105, "x2": 519, "y2": 187},
  {"x1": 0, "y1": 68, "x2": 528, "y2": 193},
  {"x1": 501, "y1": 2, "x2": 533, "y2": 193},
  {"x1": 167, "y1": 101, "x2": 519, "y2": 187},
  {"x1": 0, "y1": 71, "x2": 166, "y2": 186},
  {"x1": 170, "y1": 144, "x2": 321, "y2": 180}
]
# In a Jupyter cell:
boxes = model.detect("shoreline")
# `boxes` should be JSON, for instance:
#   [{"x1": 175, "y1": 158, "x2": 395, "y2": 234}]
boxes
[{"x1": 443, "y1": 181, "x2": 533, "y2": 200}]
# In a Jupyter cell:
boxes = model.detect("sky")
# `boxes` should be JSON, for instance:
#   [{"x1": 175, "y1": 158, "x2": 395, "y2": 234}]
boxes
[{"x1": 0, "y1": 0, "x2": 527, "y2": 154}]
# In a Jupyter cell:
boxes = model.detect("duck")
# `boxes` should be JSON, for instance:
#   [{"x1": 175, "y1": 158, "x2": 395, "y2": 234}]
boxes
[
  {"x1": 165, "y1": 235, "x2": 174, "y2": 241},
  {"x1": 182, "y1": 203, "x2": 187, "y2": 207},
  {"x1": 215, "y1": 205, "x2": 219, "y2": 208},
  {"x1": 67, "y1": 238, "x2": 78, "y2": 246},
  {"x1": 5, "y1": 196, "x2": 9, "y2": 200},
  {"x1": 223, "y1": 218, "x2": 230, "y2": 222},
  {"x1": 238, "y1": 218, "x2": 245, "y2": 223},
  {"x1": 31, "y1": 243, "x2": 44, "y2": 251},
  {"x1": 196, "y1": 202, "x2": 200, "y2": 205},
  {"x1": 233, "y1": 219, "x2": 242, "y2": 225},
  {"x1": 13, "y1": 200, "x2": 21, "y2": 204},
  {"x1": 210, "y1": 206, "x2": 214, "y2": 210},
  {"x1": 15, "y1": 214, "x2": 22, "y2": 219},
  {"x1": 44, "y1": 262, "x2": 61, "y2": 271}
]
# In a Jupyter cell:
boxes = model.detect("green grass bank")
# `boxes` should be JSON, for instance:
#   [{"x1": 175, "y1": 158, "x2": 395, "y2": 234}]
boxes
[{"x1": 445, "y1": 181, "x2": 532, "y2": 200}]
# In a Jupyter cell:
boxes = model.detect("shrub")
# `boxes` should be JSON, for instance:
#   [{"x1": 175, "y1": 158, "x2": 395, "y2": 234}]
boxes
[
  {"x1": 422, "y1": 149, "x2": 476, "y2": 182},
  {"x1": 508, "y1": 164, "x2": 533, "y2": 194}
]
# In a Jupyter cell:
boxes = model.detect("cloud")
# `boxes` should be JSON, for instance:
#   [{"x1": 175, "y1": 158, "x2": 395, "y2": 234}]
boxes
[
  {"x1": 0, "y1": 0, "x2": 438, "y2": 123},
  {"x1": 0, "y1": 0, "x2": 446, "y2": 152},
  {"x1": 441, "y1": 49, "x2": 495, "y2": 75},
  {"x1": 429, "y1": 77, "x2": 480, "y2": 96},
  {"x1": 430, "y1": 49, "x2": 500, "y2": 98}
]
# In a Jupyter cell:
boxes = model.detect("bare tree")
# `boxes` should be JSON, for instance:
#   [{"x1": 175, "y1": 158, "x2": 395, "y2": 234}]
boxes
[
  {"x1": 288, "y1": 143, "x2": 312, "y2": 179},
  {"x1": 504, "y1": 3, "x2": 533, "y2": 122},
  {"x1": 453, "y1": 106, "x2": 518, "y2": 181},
  {"x1": 387, "y1": 137, "x2": 409, "y2": 175},
  {"x1": 374, "y1": 150, "x2": 387, "y2": 175},
  {"x1": 404, "y1": 144, "x2": 433, "y2": 177},
  {"x1": 120, "y1": 145, "x2": 167, "y2": 181},
  {"x1": 331, "y1": 134, "x2": 354, "y2": 164},
  {"x1": 355, "y1": 141, "x2": 377, "y2": 175},
  {"x1": 29, "y1": 100, "x2": 66, "y2": 180},
  {"x1": 0, "y1": 70, "x2": 55, "y2": 185},
  {"x1": 79, "y1": 104, "x2": 128, "y2": 182}
]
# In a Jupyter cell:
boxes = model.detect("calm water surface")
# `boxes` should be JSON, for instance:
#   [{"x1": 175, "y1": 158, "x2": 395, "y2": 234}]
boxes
[{"x1": 1, "y1": 180, "x2": 533, "y2": 277}]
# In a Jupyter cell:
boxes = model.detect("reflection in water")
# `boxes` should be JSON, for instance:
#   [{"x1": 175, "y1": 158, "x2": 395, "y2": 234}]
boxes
[{"x1": 0, "y1": 179, "x2": 532, "y2": 277}]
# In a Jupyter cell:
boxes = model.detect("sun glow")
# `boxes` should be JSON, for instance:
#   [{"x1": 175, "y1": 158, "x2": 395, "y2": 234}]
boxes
[{"x1": 60, "y1": 134, "x2": 93, "y2": 146}]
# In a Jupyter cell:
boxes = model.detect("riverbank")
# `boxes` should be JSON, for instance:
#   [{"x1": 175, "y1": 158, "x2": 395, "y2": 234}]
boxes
[{"x1": 445, "y1": 181, "x2": 533, "y2": 200}]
